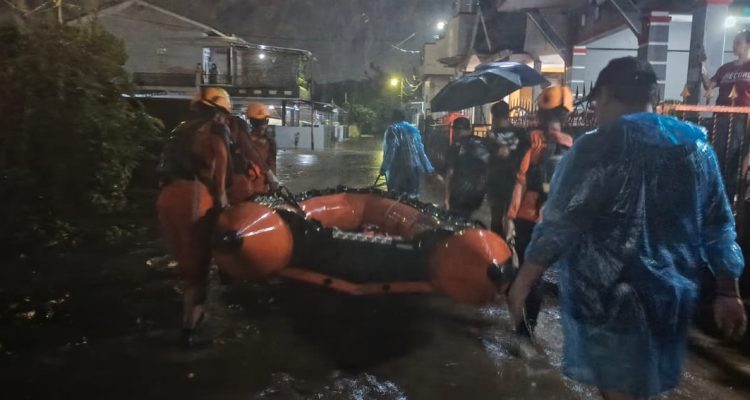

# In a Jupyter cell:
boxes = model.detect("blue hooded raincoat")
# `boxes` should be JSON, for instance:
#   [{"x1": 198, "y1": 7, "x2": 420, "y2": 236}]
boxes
[
  {"x1": 380, "y1": 121, "x2": 434, "y2": 197},
  {"x1": 525, "y1": 113, "x2": 744, "y2": 396}
]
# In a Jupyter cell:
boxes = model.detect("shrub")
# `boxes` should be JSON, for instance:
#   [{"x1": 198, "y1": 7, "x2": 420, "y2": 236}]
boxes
[{"x1": 0, "y1": 23, "x2": 162, "y2": 251}]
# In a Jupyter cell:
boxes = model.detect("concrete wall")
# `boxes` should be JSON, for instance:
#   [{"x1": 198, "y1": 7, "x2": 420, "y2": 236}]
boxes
[
  {"x1": 444, "y1": 12, "x2": 477, "y2": 60},
  {"x1": 578, "y1": 18, "x2": 750, "y2": 101},
  {"x1": 422, "y1": 42, "x2": 455, "y2": 76},
  {"x1": 720, "y1": 22, "x2": 750, "y2": 66},
  {"x1": 424, "y1": 75, "x2": 452, "y2": 111},
  {"x1": 582, "y1": 22, "x2": 693, "y2": 101},
  {"x1": 524, "y1": 14, "x2": 557, "y2": 59}
]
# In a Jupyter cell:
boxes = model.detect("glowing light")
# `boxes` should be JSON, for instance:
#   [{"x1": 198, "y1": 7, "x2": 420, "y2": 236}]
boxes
[
  {"x1": 268, "y1": 105, "x2": 276, "y2": 110},
  {"x1": 726, "y1": 16, "x2": 737, "y2": 28},
  {"x1": 437, "y1": 21, "x2": 446, "y2": 30},
  {"x1": 389, "y1": 78, "x2": 400, "y2": 87},
  {"x1": 259, "y1": 53, "x2": 266, "y2": 60},
  {"x1": 259, "y1": 45, "x2": 267, "y2": 50}
]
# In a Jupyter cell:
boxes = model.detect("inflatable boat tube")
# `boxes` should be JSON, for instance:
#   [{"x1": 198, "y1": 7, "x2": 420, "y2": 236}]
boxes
[{"x1": 213, "y1": 187, "x2": 514, "y2": 305}]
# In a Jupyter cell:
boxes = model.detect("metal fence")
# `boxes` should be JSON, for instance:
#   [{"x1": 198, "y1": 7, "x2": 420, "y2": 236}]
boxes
[
  {"x1": 424, "y1": 101, "x2": 598, "y2": 173},
  {"x1": 658, "y1": 104, "x2": 750, "y2": 207},
  {"x1": 507, "y1": 101, "x2": 597, "y2": 136},
  {"x1": 659, "y1": 104, "x2": 750, "y2": 292},
  {"x1": 132, "y1": 72, "x2": 235, "y2": 87}
]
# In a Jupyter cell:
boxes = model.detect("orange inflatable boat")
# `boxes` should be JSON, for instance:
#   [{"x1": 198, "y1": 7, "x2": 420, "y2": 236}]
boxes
[{"x1": 212, "y1": 187, "x2": 515, "y2": 304}]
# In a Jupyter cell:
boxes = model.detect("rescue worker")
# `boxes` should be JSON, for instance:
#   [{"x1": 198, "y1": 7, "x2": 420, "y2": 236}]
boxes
[
  {"x1": 509, "y1": 56, "x2": 746, "y2": 400},
  {"x1": 155, "y1": 86, "x2": 233, "y2": 344},
  {"x1": 486, "y1": 101, "x2": 530, "y2": 237},
  {"x1": 444, "y1": 117, "x2": 491, "y2": 218},
  {"x1": 226, "y1": 111, "x2": 280, "y2": 204},
  {"x1": 380, "y1": 109, "x2": 436, "y2": 199},
  {"x1": 507, "y1": 86, "x2": 574, "y2": 337},
  {"x1": 246, "y1": 103, "x2": 279, "y2": 181}
]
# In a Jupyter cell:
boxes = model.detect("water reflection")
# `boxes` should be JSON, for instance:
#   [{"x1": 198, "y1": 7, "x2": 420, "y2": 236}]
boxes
[{"x1": 294, "y1": 153, "x2": 318, "y2": 167}]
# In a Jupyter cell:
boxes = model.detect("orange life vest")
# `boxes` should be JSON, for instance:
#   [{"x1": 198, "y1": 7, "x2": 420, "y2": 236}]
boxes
[{"x1": 507, "y1": 129, "x2": 573, "y2": 222}]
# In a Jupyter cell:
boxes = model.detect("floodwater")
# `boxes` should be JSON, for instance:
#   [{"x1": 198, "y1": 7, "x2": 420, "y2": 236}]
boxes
[{"x1": 1, "y1": 137, "x2": 748, "y2": 399}]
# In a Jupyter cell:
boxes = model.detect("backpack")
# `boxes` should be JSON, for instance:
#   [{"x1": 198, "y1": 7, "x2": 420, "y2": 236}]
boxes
[
  {"x1": 451, "y1": 136, "x2": 491, "y2": 199},
  {"x1": 526, "y1": 137, "x2": 568, "y2": 201},
  {"x1": 157, "y1": 119, "x2": 233, "y2": 186}
]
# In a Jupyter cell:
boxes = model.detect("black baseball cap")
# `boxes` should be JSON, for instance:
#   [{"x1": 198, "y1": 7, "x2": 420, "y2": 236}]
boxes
[
  {"x1": 582, "y1": 57, "x2": 658, "y2": 103},
  {"x1": 490, "y1": 101, "x2": 510, "y2": 117},
  {"x1": 452, "y1": 117, "x2": 471, "y2": 130}
]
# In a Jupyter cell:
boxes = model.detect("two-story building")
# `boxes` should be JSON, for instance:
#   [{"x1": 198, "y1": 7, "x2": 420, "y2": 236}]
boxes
[
  {"x1": 71, "y1": 1, "x2": 308, "y2": 118},
  {"x1": 420, "y1": 0, "x2": 566, "y2": 122},
  {"x1": 70, "y1": 0, "x2": 344, "y2": 149}
]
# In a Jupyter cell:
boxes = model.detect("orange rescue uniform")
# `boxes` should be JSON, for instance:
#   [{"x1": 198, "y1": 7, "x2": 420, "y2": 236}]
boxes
[{"x1": 507, "y1": 129, "x2": 573, "y2": 222}]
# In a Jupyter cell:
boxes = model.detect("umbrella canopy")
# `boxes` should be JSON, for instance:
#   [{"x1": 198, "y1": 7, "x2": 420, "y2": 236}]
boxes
[{"x1": 430, "y1": 62, "x2": 548, "y2": 112}]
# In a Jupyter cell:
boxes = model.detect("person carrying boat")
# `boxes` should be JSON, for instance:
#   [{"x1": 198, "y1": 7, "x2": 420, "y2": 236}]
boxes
[
  {"x1": 226, "y1": 106, "x2": 281, "y2": 203},
  {"x1": 380, "y1": 109, "x2": 436, "y2": 199},
  {"x1": 485, "y1": 100, "x2": 530, "y2": 237},
  {"x1": 444, "y1": 117, "x2": 491, "y2": 218},
  {"x1": 507, "y1": 85, "x2": 574, "y2": 336},
  {"x1": 155, "y1": 86, "x2": 233, "y2": 343},
  {"x1": 246, "y1": 102, "x2": 279, "y2": 180},
  {"x1": 508, "y1": 56, "x2": 746, "y2": 400}
]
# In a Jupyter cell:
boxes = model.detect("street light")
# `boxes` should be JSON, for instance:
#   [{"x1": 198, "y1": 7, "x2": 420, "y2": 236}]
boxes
[
  {"x1": 389, "y1": 77, "x2": 404, "y2": 104},
  {"x1": 437, "y1": 21, "x2": 446, "y2": 30},
  {"x1": 726, "y1": 16, "x2": 737, "y2": 28}
]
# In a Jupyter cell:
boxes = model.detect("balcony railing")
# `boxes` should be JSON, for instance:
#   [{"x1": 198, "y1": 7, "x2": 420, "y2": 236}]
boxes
[
  {"x1": 132, "y1": 72, "x2": 232, "y2": 87},
  {"x1": 131, "y1": 72, "x2": 302, "y2": 99}
]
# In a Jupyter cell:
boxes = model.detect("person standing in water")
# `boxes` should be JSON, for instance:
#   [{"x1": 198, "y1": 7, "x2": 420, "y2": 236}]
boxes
[
  {"x1": 380, "y1": 109, "x2": 436, "y2": 199},
  {"x1": 509, "y1": 57, "x2": 746, "y2": 400},
  {"x1": 444, "y1": 117, "x2": 491, "y2": 218}
]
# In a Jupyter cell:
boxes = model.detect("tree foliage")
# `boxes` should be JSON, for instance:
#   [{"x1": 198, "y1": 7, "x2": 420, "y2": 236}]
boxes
[
  {"x1": 0, "y1": 23, "x2": 162, "y2": 250},
  {"x1": 348, "y1": 103, "x2": 377, "y2": 136}
]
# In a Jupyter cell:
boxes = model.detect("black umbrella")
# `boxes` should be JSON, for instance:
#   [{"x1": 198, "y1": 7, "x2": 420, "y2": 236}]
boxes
[{"x1": 430, "y1": 62, "x2": 548, "y2": 112}]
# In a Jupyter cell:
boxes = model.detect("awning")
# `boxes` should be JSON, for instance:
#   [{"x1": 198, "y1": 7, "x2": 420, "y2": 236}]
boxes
[{"x1": 496, "y1": 0, "x2": 587, "y2": 11}]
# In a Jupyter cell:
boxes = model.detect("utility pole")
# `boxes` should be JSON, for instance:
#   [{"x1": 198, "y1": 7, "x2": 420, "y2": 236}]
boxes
[
  {"x1": 309, "y1": 55, "x2": 316, "y2": 150},
  {"x1": 390, "y1": 77, "x2": 404, "y2": 106},
  {"x1": 399, "y1": 79, "x2": 404, "y2": 106}
]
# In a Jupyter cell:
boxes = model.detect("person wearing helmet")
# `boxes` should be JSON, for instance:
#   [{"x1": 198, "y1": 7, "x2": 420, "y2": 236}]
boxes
[
  {"x1": 226, "y1": 113, "x2": 281, "y2": 204},
  {"x1": 245, "y1": 103, "x2": 280, "y2": 191},
  {"x1": 507, "y1": 86, "x2": 574, "y2": 337},
  {"x1": 156, "y1": 86, "x2": 234, "y2": 344}
]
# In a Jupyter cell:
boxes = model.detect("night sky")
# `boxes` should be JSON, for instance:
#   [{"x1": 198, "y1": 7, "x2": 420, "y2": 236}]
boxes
[{"x1": 148, "y1": 0, "x2": 454, "y2": 82}]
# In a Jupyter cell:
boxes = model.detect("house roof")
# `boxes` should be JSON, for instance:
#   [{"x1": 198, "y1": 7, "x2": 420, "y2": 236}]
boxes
[
  {"x1": 73, "y1": 0, "x2": 228, "y2": 37},
  {"x1": 70, "y1": 0, "x2": 311, "y2": 56}
]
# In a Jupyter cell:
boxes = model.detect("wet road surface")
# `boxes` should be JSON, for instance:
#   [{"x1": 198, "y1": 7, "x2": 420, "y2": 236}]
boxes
[{"x1": 1, "y1": 137, "x2": 749, "y2": 399}]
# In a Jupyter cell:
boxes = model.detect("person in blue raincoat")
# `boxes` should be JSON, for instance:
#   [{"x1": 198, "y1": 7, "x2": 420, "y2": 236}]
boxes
[
  {"x1": 508, "y1": 57, "x2": 747, "y2": 400},
  {"x1": 380, "y1": 109, "x2": 436, "y2": 198}
]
